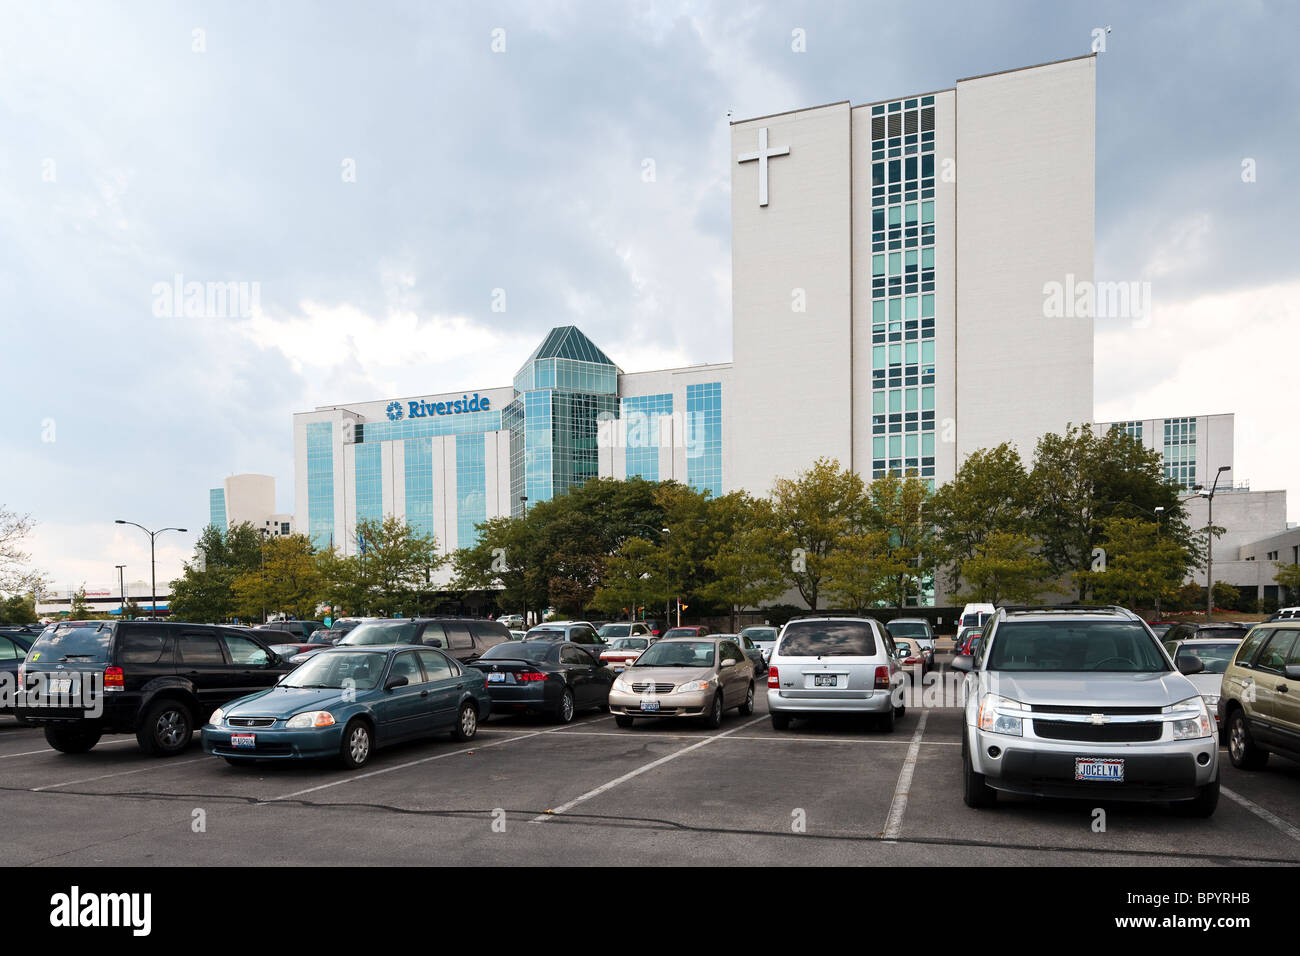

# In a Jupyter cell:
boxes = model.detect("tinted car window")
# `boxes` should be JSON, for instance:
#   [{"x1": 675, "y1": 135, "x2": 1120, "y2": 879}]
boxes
[
  {"x1": 0, "y1": 637, "x2": 18, "y2": 660},
  {"x1": 561, "y1": 646, "x2": 590, "y2": 665},
  {"x1": 778, "y1": 622, "x2": 877, "y2": 657},
  {"x1": 887, "y1": 622, "x2": 931, "y2": 638},
  {"x1": 1174, "y1": 641, "x2": 1241, "y2": 675},
  {"x1": 223, "y1": 634, "x2": 270, "y2": 666},
  {"x1": 481, "y1": 642, "x2": 558, "y2": 662},
  {"x1": 417, "y1": 649, "x2": 454, "y2": 681},
  {"x1": 343, "y1": 621, "x2": 419, "y2": 646},
  {"x1": 444, "y1": 624, "x2": 474, "y2": 649},
  {"x1": 118, "y1": 626, "x2": 172, "y2": 665},
  {"x1": 389, "y1": 651, "x2": 425, "y2": 684},
  {"x1": 177, "y1": 632, "x2": 225, "y2": 665},
  {"x1": 1235, "y1": 628, "x2": 1271, "y2": 666},
  {"x1": 986, "y1": 621, "x2": 1166, "y2": 672},
  {"x1": 741, "y1": 627, "x2": 778, "y2": 641},
  {"x1": 27, "y1": 624, "x2": 113, "y2": 664},
  {"x1": 1257, "y1": 631, "x2": 1298, "y2": 672},
  {"x1": 598, "y1": 624, "x2": 631, "y2": 638},
  {"x1": 524, "y1": 627, "x2": 567, "y2": 642},
  {"x1": 285, "y1": 651, "x2": 385, "y2": 690},
  {"x1": 420, "y1": 623, "x2": 446, "y2": 648}
]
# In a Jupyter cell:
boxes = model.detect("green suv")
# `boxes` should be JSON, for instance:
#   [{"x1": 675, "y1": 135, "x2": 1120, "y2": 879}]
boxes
[{"x1": 1218, "y1": 621, "x2": 1300, "y2": 770}]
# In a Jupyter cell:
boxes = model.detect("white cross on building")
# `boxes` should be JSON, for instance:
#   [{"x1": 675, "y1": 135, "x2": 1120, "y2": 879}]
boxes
[{"x1": 736, "y1": 127, "x2": 790, "y2": 207}]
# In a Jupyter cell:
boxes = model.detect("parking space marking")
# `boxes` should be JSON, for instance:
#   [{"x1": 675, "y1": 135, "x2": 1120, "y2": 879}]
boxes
[
  {"x1": 532, "y1": 715, "x2": 766, "y2": 822},
  {"x1": 264, "y1": 727, "x2": 569, "y2": 802},
  {"x1": 32, "y1": 757, "x2": 210, "y2": 791},
  {"x1": 881, "y1": 710, "x2": 928, "y2": 840},
  {"x1": 1221, "y1": 785, "x2": 1300, "y2": 843},
  {"x1": 547, "y1": 729, "x2": 955, "y2": 745},
  {"x1": 0, "y1": 738, "x2": 139, "y2": 760}
]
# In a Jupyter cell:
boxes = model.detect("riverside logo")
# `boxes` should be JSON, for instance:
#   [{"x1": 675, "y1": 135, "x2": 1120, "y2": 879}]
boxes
[
  {"x1": 49, "y1": 886, "x2": 151, "y2": 936},
  {"x1": 387, "y1": 393, "x2": 492, "y2": 422}
]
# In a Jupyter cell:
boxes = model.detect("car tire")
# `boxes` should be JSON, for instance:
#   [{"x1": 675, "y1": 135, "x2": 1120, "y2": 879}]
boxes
[
  {"x1": 738, "y1": 683, "x2": 755, "y2": 716},
  {"x1": 452, "y1": 701, "x2": 478, "y2": 741},
  {"x1": 962, "y1": 732, "x2": 997, "y2": 808},
  {"x1": 703, "y1": 692, "x2": 724, "y2": 729},
  {"x1": 770, "y1": 712, "x2": 791, "y2": 731},
  {"x1": 554, "y1": 688, "x2": 576, "y2": 724},
  {"x1": 1172, "y1": 776, "x2": 1220, "y2": 818},
  {"x1": 878, "y1": 702, "x2": 896, "y2": 733},
  {"x1": 614, "y1": 714, "x2": 634, "y2": 728},
  {"x1": 136, "y1": 700, "x2": 194, "y2": 757},
  {"x1": 1227, "y1": 710, "x2": 1269, "y2": 770},
  {"x1": 339, "y1": 719, "x2": 373, "y2": 770},
  {"x1": 44, "y1": 724, "x2": 102, "y2": 754}
]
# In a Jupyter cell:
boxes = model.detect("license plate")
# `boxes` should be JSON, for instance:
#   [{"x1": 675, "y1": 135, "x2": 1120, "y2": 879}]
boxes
[
  {"x1": 487, "y1": 673, "x2": 506, "y2": 683},
  {"x1": 640, "y1": 699, "x2": 660, "y2": 712},
  {"x1": 814, "y1": 674, "x2": 838, "y2": 687},
  {"x1": 1075, "y1": 757, "x2": 1124, "y2": 782},
  {"x1": 230, "y1": 734, "x2": 256, "y2": 749},
  {"x1": 48, "y1": 679, "x2": 74, "y2": 694}
]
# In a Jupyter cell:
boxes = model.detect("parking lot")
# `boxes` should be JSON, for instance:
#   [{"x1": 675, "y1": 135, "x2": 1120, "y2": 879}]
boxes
[{"x1": 4, "y1": 653, "x2": 1299, "y2": 867}]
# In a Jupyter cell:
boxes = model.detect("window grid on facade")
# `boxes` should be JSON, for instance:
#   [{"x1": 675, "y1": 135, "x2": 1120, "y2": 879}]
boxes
[
  {"x1": 359, "y1": 410, "x2": 501, "y2": 443},
  {"x1": 1162, "y1": 417, "x2": 1197, "y2": 488},
  {"x1": 1111, "y1": 421, "x2": 1143, "y2": 440},
  {"x1": 354, "y1": 442, "x2": 383, "y2": 536},
  {"x1": 209, "y1": 489, "x2": 227, "y2": 531},
  {"x1": 306, "y1": 422, "x2": 335, "y2": 549},
  {"x1": 686, "y1": 382, "x2": 722, "y2": 497},
  {"x1": 456, "y1": 434, "x2": 487, "y2": 549},
  {"x1": 621, "y1": 393, "x2": 673, "y2": 480},
  {"x1": 404, "y1": 437, "x2": 435, "y2": 541}
]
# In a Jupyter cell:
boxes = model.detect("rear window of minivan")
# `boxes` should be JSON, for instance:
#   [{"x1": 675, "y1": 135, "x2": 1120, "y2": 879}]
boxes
[
  {"x1": 27, "y1": 623, "x2": 114, "y2": 664},
  {"x1": 778, "y1": 622, "x2": 877, "y2": 657}
]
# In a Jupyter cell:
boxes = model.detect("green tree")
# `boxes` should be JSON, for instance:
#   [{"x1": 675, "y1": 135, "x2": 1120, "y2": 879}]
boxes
[
  {"x1": 593, "y1": 537, "x2": 667, "y2": 619},
  {"x1": 862, "y1": 472, "x2": 933, "y2": 607},
  {"x1": 69, "y1": 585, "x2": 92, "y2": 618},
  {"x1": 700, "y1": 496, "x2": 788, "y2": 629},
  {"x1": 930, "y1": 443, "x2": 1031, "y2": 594},
  {"x1": 0, "y1": 592, "x2": 37, "y2": 624},
  {"x1": 955, "y1": 531, "x2": 1057, "y2": 606},
  {"x1": 1077, "y1": 517, "x2": 1191, "y2": 611},
  {"x1": 232, "y1": 534, "x2": 324, "y2": 621},
  {"x1": 768, "y1": 458, "x2": 865, "y2": 611},
  {"x1": 1212, "y1": 581, "x2": 1243, "y2": 613},
  {"x1": 1274, "y1": 563, "x2": 1300, "y2": 605},
  {"x1": 352, "y1": 516, "x2": 445, "y2": 616},
  {"x1": 450, "y1": 515, "x2": 544, "y2": 618},
  {"x1": 822, "y1": 530, "x2": 898, "y2": 612},
  {"x1": 0, "y1": 505, "x2": 45, "y2": 595}
]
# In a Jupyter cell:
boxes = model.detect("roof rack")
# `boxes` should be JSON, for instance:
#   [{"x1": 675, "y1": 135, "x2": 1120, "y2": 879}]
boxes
[
  {"x1": 997, "y1": 604, "x2": 1135, "y2": 616},
  {"x1": 785, "y1": 612, "x2": 880, "y2": 623}
]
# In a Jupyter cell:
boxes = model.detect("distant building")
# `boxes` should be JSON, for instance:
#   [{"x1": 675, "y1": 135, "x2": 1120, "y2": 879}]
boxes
[{"x1": 208, "y1": 474, "x2": 294, "y2": 537}]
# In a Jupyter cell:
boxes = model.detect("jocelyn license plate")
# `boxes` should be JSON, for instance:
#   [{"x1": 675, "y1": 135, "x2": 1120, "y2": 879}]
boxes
[
  {"x1": 640, "y1": 699, "x2": 659, "y2": 712},
  {"x1": 230, "y1": 734, "x2": 256, "y2": 749},
  {"x1": 1075, "y1": 757, "x2": 1124, "y2": 782}
]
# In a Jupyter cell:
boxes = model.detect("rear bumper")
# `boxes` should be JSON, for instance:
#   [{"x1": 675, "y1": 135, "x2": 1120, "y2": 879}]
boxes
[
  {"x1": 767, "y1": 688, "x2": 895, "y2": 715},
  {"x1": 482, "y1": 682, "x2": 558, "y2": 713}
]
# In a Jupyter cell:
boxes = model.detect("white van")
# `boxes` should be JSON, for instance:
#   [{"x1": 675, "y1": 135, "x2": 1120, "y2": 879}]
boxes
[{"x1": 956, "y1": 603, "x2": 995, "y2": 647}]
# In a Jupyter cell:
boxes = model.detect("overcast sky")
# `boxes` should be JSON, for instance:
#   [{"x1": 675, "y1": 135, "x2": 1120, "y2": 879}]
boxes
[{"x1": 3, "y1": 0, "x2": 1297, "y2": 591}]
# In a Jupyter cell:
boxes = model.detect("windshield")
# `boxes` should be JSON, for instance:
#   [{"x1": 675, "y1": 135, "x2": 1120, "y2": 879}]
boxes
[
  {"x1": 740, "y1": 627, "x2": 777, "y2": 641},
  {"x1": 779, "y1": 622, "x2": 877, "y2": 657},
  {"x1": 282, "y1": 651, "x2": 387, "y2": 690},
  {"x1": 888, "y1": 622, "x2": 930, "y2": 638},
  {"x1": 1175, "y1": 641, "x2": 1242, "y2": 675},
  {"x1": 27, "y1": 624, "x2": 114, "y2": 664},
  {"x1": 608, "y1": 638, "x2": 648, "y2": 651},
  {"x1": 633, "y1": 641, "x2": 715, "y2": 668},
  {"x1": 479, "y1": 642, "x2": 556, "y2": 662},
  {"x1": 598, "y1": 624, "x2": 632, "y2": 638},
  {"x1": 341, "y1": 621, "x2": 418, "y2": 646},
  {"x1": 961, "y1": 612, "x2": 990, "y2": 628},
  {"x1": 524, "y1": 627, "x2": 567, "y2": 641},
  {"x1": 986, "y1": 621, "x2": 1167, "y2": 672}
]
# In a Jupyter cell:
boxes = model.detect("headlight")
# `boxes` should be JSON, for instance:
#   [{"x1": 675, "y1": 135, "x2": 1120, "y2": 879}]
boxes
[
  {"x1": 286, "y1": 711, "x2": 336, "y2": 729},
  {"x1": 675, "y1": 678, "x2": 713, "y2": 694},
  {"x1": 1202, "y1": 694, "x2": 1220, "y2": 710},
  {"x1": 1166, "y1": 696, "x2": 1213, "y2": 740},
  {"x1": 977, "y1": 694, "x2": 1025, "y2": 736},
  {"x1": 210, "y1": 707, "x2": 225, "y2": 726},
  {"x1": 612, "y1": 677, "x2": 632, "y2": 693}
]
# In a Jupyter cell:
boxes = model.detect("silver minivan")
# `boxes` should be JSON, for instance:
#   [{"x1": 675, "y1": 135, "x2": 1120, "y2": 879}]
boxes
[
  {"x1": 767, "y1": 617, "x2": 905, "y2": 731},
  {"x1": 953, "y1": 605, "x2": 1219, "y2": 816}
]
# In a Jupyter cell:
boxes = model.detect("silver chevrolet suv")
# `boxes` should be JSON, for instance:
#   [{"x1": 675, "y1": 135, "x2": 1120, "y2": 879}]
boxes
[{"x1": 952, "y1": 605, "x2": 1219, "y2": 816}]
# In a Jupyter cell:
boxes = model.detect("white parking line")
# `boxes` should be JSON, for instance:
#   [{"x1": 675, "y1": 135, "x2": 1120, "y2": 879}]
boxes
[
  {"x1": 550, "y1": 730, "x2": 956, "y2": 745},
  {"x1": 264, "y1": 727, "x2": 568, "y2": 803},
  {"x1": 1221, "y1": 785, "x2": 1300, "y2": 843},
  {"x1": 881, "y1": 710, "x2": 928, "y2": 841},
  {"x1": 533, "y1": 715, "x2": 766, "y2": 822},
  {"x1": 33, "y1": 757, "x2": 210, "y2": 792},
  {"x1": 0, "y1": 738, "x2": 139, "y2": 760}
]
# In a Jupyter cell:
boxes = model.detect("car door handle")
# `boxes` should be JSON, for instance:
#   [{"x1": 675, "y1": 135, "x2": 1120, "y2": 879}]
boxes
[
  {"x1": 420, "y1": 690, "x2": 429, "y2": 697},
  {"x1": 1279, "y1": 684, "x2": 1290, "y2": 694}
]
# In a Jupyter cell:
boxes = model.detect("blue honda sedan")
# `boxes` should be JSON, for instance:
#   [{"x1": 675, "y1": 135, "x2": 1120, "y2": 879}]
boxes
[{"x1": 201, "y1": 645, "x2": 491, "y2": 769}]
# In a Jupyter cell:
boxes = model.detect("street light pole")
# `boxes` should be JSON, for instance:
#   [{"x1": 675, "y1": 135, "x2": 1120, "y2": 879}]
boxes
[
  {"x1": 1202, "y1": 466, "x2": 1231, "y2": 622},
  {"x1": 1152, "y1": 507, "x2": 1165, "y2": 618},
  {"x1": 115, "y1": 564, "x2": 127, "y2": 619},
  {"x1": 519, "y1": 496, "x2": 529, "y2": 628},
  {"x1": 115, "y1": 521, "x2": 187, "y2": 620}
]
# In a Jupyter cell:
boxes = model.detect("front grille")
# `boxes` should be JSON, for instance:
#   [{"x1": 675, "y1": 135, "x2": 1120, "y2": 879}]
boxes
[
  {"x1": 631, "y1": 683, "x2": 675, "y2": 694},
  {"x1": 1030, "y1": 704, "x2": 1162, "y2": 715},
  {"x1": 228, "y1": 717, "x2": 276, "y2": 728},
  {"x1": 1033, "y1": 720, "x2": 1163, "y2": 743},
  {"x1": 213, "y1": 743, "x2": 294, "y2": 756}
]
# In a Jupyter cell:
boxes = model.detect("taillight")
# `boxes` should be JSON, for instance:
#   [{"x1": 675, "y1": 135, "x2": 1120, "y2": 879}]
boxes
[
  {"x1": 767, "y1": 666, "x2": 779, "y2": 688},
  {"x1": 104, "y1": 666, "x2": 125, "y2": 689},
  {"x1": 17, "y1": 664, "x2": 25, "y2": 689},
  {"x1": 874, "y1": 666, "x2": 890, "y2": 689},
  {"x1": 517, "y1": 671, "x2": 547, "y2": 682}
]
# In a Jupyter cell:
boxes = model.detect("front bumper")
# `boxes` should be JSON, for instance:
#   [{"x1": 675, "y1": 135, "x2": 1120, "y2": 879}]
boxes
[
  {"x1": 608, "y1": 687, "x2": 712, "y2": 718},
  {"x1": 969, "y1": 726, "x2": 1219, "y2": 801},
  {"x1": 201, "y1": 724, "x2": 344, "y2": 761}
]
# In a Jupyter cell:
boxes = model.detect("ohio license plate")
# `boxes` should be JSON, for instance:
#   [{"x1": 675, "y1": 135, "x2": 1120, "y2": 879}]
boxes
[
  {"x1": 1075, "y1": 757, "x2": 1124, "y2": 782},
  {"x1": 640, "y1": 699, "x2": 659, "y2": 712},
  {"x1": 487, "y1": 673, "x2": 506, "y2": 683},
  {"x1": 814, "y1": 674, "x2": 837, "y2": 687},
  {"x1": 230, "y1": 734, "x2": 256, "y2": 749}
]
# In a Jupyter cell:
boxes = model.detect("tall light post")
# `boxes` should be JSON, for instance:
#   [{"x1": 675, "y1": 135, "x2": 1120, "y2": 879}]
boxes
[
  {"x1": 115, "y1": 521, "x2": 187, "y2": 620},
  {"x1": 1152, "y1": 507, "x2": 1165, "y2": 618},
  {"x1": 1201, "y1": 465, "x2": 1231, "y2": 621},
  {"x1": 258, "y1": 527, "x2": 271, "y2": 624},
  {"x1": 115, "y1": 564, "x2": 127, "y2": 619},
  {"x1": 519, "y1": 495, "x2": 529, "y2": 627}
]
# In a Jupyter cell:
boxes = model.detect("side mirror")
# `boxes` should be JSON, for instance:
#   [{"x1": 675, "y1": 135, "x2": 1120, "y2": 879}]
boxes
[
  {"x1": 720, "y1": 658, "x2": 735, "y2": 668},
  {"x1": 1286, "y1": 664, "x2": 1300, "y2": 680},
  {"x1": 951, "y1": 654, "x2": 974, "y2": 673},
  {"x1": 1175, "y1": 656, "x2": 1205, "y2": 676},
  {"x1": 385, "y1": 675, "x2": 409, "y2": 691}
]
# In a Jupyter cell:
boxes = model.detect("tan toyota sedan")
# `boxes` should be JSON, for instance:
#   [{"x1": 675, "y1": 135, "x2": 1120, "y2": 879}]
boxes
[{"x1": 609, "y1": 636, "x2": 755, "y2": 729}]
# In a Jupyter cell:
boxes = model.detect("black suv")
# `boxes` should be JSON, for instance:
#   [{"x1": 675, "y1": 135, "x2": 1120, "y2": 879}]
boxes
[
  {"x1": 16, "y1": 620, "x2": 292, "y2": 756},
  {"x1": 258, "y1": 619, "x2": 327, "y2": 639},
  {"x1": 327, "y1": 617, "x2": 511, "y2": 663}
]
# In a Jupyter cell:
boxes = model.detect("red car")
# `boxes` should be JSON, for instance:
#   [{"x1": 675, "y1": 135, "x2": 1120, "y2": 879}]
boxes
[
  {"x1": 957, "y1": 629, "x2": 983, "y2": 655},
  {"x1": 661, "y1": 626, "x2": 711, "y2": 639}
]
